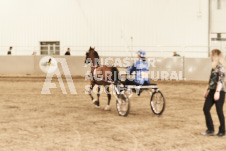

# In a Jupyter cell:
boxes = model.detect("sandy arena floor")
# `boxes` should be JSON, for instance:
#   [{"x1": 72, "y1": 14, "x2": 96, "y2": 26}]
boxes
[{"x1": 0, "y1": 77, "x2": 226, "y2": 151}]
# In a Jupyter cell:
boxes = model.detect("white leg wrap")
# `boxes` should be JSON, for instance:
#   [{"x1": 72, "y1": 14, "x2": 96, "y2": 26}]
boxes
[
  {"x1": 92, "y1": 99, "x2": 97, "y2": 103},
  {"x1": 95, "y1": 105, "x2": 100, "y2": 109},
  {"x1": 104, "y1": 105, "x2": 110, "y2": 111}
]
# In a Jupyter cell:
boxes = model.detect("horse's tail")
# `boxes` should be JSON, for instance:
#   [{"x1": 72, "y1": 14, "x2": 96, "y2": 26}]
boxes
[{"x1": 111, "y1": 67, "x2": 120, "y2": 83}]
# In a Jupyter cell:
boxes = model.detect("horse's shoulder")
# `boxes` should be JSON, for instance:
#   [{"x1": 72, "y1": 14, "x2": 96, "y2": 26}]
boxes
[
  {"x1": 95, "y1": 66, "x2": 102, "y2": 69},
  {"x1": 96, "y1": 65, "x2": 116, "y2": 71},
  {"x1": 97, "y1": 65, "x2": 107, "y2": 69}
]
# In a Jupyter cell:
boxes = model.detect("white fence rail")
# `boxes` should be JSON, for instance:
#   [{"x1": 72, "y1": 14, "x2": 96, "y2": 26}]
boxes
[
  {"x1": 1, "y1": 45, "x2": 226, "y2": 58},
  {"x1": 0, "y1": 56, "x2": 213, "y2": 81}
]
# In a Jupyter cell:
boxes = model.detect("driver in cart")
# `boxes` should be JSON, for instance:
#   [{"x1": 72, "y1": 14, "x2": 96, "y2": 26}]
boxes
[{"x1": 122, "y1": 50, "x2": 151, "y2": 95}]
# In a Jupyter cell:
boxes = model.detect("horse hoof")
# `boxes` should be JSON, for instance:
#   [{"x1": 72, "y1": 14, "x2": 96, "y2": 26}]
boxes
[
  {"x1": 92, "y1": 99, "x2": 97, "y2": 104},
  {"x1": 95, "y1": 105, "x2": 100, "y2": 109},
  {"x1": 104, "y1": 105, "x2": 110, "y2": 111}
]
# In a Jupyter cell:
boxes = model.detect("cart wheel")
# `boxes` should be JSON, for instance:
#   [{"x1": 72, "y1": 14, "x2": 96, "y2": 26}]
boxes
[
  {"x1": 116, "y1": 93, "x2": 130, "y2": 116},
  {"x1": 150, "y1": 90, "x2": 165, "y2": 115}
]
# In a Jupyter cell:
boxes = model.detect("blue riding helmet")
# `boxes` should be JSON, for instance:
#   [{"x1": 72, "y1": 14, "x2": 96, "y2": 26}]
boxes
[{"x1": 137, "y1": 50, "x2": 146, "y2": 57}]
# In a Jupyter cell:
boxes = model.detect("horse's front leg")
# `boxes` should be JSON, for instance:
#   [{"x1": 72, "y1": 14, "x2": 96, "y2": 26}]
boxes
[
  {"x1": 89, "y1": 82, "x2": 95, "y2": 101},
  {"x1": 104, "y1": 85, "x2": 111, "y2": 111},
  {"x1": 94, "y1": 85, "x2": 101, "y2": 108},
  {"x1": 89, "y1": 83, "x2": 100, "y2": 108}
]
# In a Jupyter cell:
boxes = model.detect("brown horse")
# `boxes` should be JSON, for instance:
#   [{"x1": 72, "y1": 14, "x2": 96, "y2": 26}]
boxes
[{"x1": 85, "y1": 47, "x2": 120, "y2": 110}]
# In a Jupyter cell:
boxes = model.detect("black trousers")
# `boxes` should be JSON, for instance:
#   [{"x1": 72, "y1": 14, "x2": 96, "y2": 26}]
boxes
[
  {"x1": 122, "y1": 79, "x2": 149, "y2": 95},
  {"x1": 123, "y1": 79, "x2": 149, "y2": 86},
  {"x1": 203, "y1": 90, "x2": 225, "y2": 133}
]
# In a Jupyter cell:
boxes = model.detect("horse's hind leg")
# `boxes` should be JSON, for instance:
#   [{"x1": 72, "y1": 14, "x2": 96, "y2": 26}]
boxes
[{"x1": 104, "y1": 86, "x2": 111, "y2": 111}]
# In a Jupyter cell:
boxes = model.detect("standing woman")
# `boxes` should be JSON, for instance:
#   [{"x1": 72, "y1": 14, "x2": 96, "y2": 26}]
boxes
[{"x1": 203, "y1": 49, "x2": 226, "y2": 137}]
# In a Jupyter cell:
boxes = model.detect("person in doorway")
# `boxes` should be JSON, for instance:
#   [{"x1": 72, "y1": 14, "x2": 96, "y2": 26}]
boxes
[
  {"x1": 202, "y1": 49, "x2": 226, "y2": 137},
  {"x1": 65, "y1": 48, "x2": 71, "y2": 55},
  {"x1": 7, "y1": 46, "x2": 12, "y2": 55},
  {"x1": 173, "y1": 51, "x2": 180, "y2": 57},
  {"x1": 32, "y1": 51, "x2": 37, "y2": 55}
]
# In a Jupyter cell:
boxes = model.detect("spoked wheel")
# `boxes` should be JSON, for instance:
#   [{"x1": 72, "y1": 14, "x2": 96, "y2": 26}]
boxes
[
  {"x1": 150, "y1": 90, "x2": 165, "y2": 115},
  {"x1": 116, "y1": 93, "x2": 130, "y2": 116}
]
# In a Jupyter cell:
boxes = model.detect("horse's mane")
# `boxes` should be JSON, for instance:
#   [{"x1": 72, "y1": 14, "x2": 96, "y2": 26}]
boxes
[
  {"x1": 88, "y1": 47, "x2": 101, "y2": 67},
  {"x1": 94, "y1": 51, "x2": 101, "y2": 67},
  {"x1": 93, "y1": 51, "x2": 99, "y2": 59}
]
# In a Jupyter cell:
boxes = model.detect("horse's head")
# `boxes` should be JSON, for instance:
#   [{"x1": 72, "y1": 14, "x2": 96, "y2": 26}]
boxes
[
  {"x1": 85, "y1": 51, "x2": 91, "y2": 64},
  {"x1": 85, "y1": 46, "x2": 100, "y2": 66}
]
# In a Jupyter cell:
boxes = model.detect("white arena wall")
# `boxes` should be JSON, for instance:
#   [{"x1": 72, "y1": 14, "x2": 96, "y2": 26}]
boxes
[
  {"x1": 0, "y1": 56, "x2": 212, "y2": 81},
  {"x1": 0, "y1": 0, "x2": 210, "y2": 57}
]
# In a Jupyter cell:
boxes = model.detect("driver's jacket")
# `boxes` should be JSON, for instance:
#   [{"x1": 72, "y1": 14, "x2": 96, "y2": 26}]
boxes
[{"x1": 127, "y1": 59, "x2": 150, "y2": 85}]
